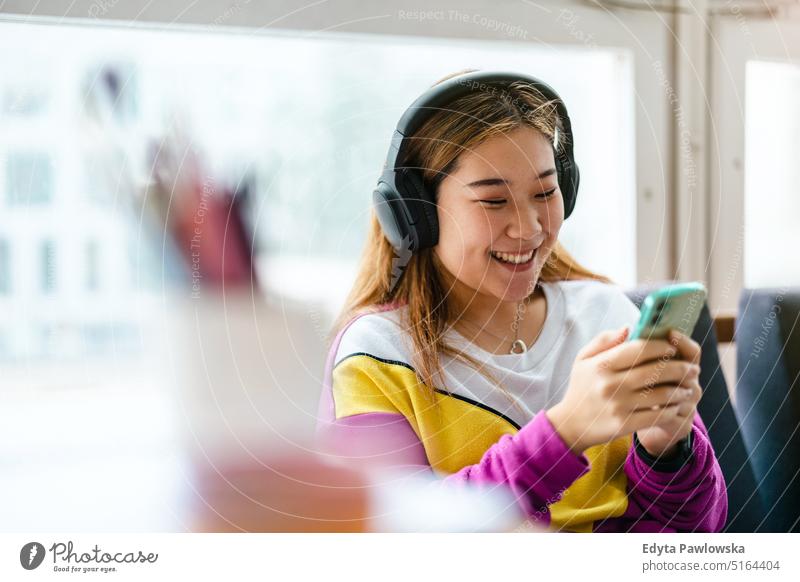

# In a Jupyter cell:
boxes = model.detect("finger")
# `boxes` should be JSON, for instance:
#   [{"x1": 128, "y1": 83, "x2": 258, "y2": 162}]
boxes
[
  {"x1": 653, "y1": 394, "x2": 698, "y2": 420},
  {"x1": 613, "y1": 358, "x2": 700, "y2": 391},
  {"x1": 637, "y1": 380, "x2": 703, "y2": 417},
  {"x1": 668, "y1": 329, "x2": 702, "y2": 366},
  {"x1": 578, "y1": 326, "x2": 629, "y2": 360},
  {"x1": 629, "y1": 385, "x2": 693, "y2": 411},
  {"x1": 621, "y1": 403, "x2": 682, "y2": 433},
  {"x1": 598, "y1": 338, "x2": 678, "y2": 372},
  {"x1": 678, "y1": 383, "x2": 703, "y2": 412}
]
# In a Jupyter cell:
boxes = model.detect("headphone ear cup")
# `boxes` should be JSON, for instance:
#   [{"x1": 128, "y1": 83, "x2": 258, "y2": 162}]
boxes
[
  {"x1": 569, "y1": 162, "x2": 580, "y2": 218},
  {"x1": 556, "y1": 152, "x2": 579, "y2": 220},
  {"x1": 373, "y1": 181, "x2": 417, "y2": 250},
  {"x1": 397, "y1": 169, "x2": 439, "y2": 250}
]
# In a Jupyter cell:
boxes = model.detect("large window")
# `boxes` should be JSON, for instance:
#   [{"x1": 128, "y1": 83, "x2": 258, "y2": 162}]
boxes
[
  {"x1": 0, "y1": 20, "x2": 637, "y2": 362},
  {"x1": 745, "y1": 60, "x2": 800, "y2": 289}
]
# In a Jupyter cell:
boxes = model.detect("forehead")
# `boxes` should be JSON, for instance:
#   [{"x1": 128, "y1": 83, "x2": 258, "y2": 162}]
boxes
[{"x1": 455, "y1": 126, "x2": 554, "y2": 176}]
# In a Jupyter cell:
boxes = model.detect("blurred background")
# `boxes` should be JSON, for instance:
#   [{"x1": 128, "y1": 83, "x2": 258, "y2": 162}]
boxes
[{"x1": 0, "y1": 0, "x2": 798, "y2": 532}]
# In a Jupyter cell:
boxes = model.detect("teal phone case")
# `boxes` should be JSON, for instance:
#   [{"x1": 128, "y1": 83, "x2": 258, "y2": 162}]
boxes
[{"x1": 628, "y1": 282, "x2": 708, "y2": 341}]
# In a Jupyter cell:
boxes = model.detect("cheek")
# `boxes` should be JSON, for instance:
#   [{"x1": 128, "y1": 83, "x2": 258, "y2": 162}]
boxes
[
  {"x1": 547, "y1": 196, "x2": 566, "y2": 231},
  {"x1": 436, "y1": 206, "x2": 496, "y2": 267},
  {"x1": 439, "y1": 203, "x2": 493, "y2": 241}
]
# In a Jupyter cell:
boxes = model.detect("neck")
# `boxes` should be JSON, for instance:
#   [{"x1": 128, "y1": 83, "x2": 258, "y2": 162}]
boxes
[{"x1": 446, "y1": 276, "x2": 540, "y2": 336}]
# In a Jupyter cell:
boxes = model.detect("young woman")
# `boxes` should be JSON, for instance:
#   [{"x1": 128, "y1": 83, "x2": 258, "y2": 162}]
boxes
[{"x1": 316, "y1": 70, "x2": 727, "y2": 532}]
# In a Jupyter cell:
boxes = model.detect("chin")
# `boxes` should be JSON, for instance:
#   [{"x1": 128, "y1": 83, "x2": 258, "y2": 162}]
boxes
[{"x1": 495, "y1": 279, "x2": 540, "y2": 302}]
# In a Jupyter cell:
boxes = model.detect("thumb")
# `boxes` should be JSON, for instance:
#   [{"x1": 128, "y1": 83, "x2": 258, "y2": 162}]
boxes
[{"x1": 578, "y1": 326, "x2": 629, "y2": 360}]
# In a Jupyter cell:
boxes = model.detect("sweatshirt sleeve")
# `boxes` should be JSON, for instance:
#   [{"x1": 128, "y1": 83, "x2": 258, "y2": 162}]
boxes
[
  {"x1": 441, "y1": 409, "x2": 591, "y2": 525},
  {"x1": 317, "y1": 407, "x2": 591, "y2": 528},
  {"x1": 618, "y1": 412, "x2": 728, "y2": 532}
]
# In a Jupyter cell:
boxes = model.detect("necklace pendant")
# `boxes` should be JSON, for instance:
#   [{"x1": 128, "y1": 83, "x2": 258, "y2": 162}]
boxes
[{"x1": 510, "y1": 339, "x2": 527, "y2": 355}]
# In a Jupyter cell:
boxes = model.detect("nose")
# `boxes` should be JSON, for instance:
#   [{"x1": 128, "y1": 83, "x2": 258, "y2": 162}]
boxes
[{"x1": 506, "y1": 200, "x2": 543, "y2": 242}]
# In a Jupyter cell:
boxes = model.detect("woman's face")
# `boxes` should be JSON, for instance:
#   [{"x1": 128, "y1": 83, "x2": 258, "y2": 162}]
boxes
[{"x1": 434, "y1": 126, "x2": 564, "y2": 305}]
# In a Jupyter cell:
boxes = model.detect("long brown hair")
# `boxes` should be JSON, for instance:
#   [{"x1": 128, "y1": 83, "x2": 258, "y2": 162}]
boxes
[{"x1": 331, "y1": 70, "x2": 611, "y2": 410}]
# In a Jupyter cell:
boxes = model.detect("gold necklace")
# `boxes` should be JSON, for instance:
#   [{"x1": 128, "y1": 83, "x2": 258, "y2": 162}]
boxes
[{"x1": 457, "y1": 295, "x2": 533, "y2": 355}]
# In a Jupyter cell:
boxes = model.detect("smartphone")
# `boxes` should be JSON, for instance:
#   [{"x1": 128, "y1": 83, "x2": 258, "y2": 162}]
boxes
[{"x1": 628, "y1": 282, "x2": 708, "y2": 341}]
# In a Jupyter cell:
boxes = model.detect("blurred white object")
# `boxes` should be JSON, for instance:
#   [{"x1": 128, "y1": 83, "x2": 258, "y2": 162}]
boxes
[
  {"x1": 367, "y1": 466, "x2": 526, "y2": 533},
  {"x1": 172, "y1": 289, "x2": 328, "y2": 465}
]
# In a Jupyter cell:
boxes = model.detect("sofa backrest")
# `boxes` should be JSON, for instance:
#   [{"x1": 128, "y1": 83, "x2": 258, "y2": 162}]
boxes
[{"x1": 736, "y1": 287, "x2": 800, "y2": 532}]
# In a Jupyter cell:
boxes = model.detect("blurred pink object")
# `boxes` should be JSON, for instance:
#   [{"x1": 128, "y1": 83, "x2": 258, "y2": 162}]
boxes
[
  {"x1": 172, "y1": 169, "x2": 255, "y2": 288},
  {"x1": 148, "y1": 129, "x2": 257, "y2": 289}
]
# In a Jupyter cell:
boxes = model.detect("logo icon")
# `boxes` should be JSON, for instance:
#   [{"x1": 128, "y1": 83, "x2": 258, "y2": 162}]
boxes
[{"x1": 20, "y1": 542, "x2": 46, "y2": 570}]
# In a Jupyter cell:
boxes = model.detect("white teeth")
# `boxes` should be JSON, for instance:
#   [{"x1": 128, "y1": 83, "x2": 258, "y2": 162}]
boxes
[{"x1": 491, "y1": 250, "x2": 535, "y2": 264}]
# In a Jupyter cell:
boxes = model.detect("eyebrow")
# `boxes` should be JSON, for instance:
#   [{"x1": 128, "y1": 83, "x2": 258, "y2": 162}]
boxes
[{"x1": 465, "y1": 168, "x2": 557, "y2": 188}]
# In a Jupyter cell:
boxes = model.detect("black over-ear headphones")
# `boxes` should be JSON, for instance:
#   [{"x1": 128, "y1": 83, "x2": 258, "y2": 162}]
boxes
[{"x1": 372, "y1": 70, "x2": 579, "y2": 254}]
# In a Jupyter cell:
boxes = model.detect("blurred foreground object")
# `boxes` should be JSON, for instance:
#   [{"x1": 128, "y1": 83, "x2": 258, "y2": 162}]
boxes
[
  {"x1": 188, "y1": 451, "x2": 527, "y2": 533},
  {"x1": 177, "y1": 291, "x2": 525, "y2": 532},
  {"x1": 189, "y1": 445, "x2": 371, "y2": 533}
]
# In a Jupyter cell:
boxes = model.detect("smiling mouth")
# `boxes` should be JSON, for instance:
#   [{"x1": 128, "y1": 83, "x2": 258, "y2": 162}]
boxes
[{"x1": 489, "y1": 249, "x2": 536, "y2": 265}]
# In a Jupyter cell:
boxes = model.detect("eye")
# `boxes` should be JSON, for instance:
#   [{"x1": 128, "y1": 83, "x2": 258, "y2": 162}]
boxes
[
  {"x1": 478, "y1": 199, "x2": 506, "y2": 207},
  {"x1": 536, "y1": 188, "x2": 558, "y2": 200}
]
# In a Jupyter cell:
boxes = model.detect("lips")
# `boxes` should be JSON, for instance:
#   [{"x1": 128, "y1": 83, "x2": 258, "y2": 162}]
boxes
[
  {"x1": 490, "y1": 248, "x2": 536, "y2": 271},
  {"x1": 489, "y1": 248, "x2": 536, "y2": 264}
]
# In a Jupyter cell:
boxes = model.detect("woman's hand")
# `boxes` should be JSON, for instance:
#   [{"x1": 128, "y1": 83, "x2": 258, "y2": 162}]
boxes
[
  {"x1": 635, "y1": 330, "x2": 702, "y2": 458},
  {"x1": 546, "y1": 326, "x2": 701, "y2": 455}
]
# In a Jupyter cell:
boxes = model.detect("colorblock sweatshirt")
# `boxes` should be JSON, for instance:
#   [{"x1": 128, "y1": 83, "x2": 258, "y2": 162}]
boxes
[{"x1": 316, "y1": 279, "x2": 728, "y2": 532}]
